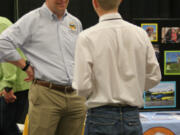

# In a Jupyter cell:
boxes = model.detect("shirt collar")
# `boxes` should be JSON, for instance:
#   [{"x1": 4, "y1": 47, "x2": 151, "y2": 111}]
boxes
[
  {"x1": 99, "y1": 13, "x2": 122, "y2": 22},
  {"x1": 41, "y1": 3, "x2": 68, "y2": 20}
]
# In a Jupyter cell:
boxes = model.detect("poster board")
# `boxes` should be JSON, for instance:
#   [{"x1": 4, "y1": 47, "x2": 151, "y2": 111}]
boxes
[{"x1": 133, "y1": 18, "x2": 180, "y2": 111}]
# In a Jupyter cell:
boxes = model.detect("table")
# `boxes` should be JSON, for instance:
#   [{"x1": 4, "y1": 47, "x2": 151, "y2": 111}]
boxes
[{"x1": 140, "y1": 111, "x2": 180, "y2": 135}]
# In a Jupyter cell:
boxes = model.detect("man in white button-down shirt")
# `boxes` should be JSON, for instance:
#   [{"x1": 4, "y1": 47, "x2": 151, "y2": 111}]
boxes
[{"x1": 73, "y1": 0, "x2": 161, "y2": 134}]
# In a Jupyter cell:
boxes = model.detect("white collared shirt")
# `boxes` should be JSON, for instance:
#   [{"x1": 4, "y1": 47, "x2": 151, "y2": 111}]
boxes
[{"x1": 73, "y1": 13, "x2": 161, "y2": 109}]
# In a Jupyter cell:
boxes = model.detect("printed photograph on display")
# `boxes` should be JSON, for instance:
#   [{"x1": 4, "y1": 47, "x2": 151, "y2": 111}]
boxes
[
  {"x1": 164, "y1": 51, "x2": 180, "y2": 75},
  {"x1": 162, "y1": 27, "x2": 180, "y2": 44},
  {"x1": 144, "y1": 81, "x2": 176, "y2": 109},
  {"x1": 141, "y1": 23, "x2": 158, "y2": 42},
  {"x1": 153, "y1": 44, "x2": 160, "y2": 63}
]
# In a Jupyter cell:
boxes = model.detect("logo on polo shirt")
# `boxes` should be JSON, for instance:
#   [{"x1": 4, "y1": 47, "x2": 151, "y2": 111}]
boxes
[{"x1": 69, "y1": 22, "x2": 76, "y2": 31}]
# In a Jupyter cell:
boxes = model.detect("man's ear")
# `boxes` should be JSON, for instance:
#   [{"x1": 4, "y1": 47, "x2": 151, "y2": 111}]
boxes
[
  {"x1": 92, "y1": 0, "x2": 98, "y2": 9},
  {"x1": 120, "y1": 0, "x2": 123, "y2": 4}
]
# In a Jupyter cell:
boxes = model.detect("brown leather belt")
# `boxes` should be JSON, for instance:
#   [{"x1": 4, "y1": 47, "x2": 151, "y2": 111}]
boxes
[{"x1": 33, "y1": 79, "x2": 75, "y2": 93}]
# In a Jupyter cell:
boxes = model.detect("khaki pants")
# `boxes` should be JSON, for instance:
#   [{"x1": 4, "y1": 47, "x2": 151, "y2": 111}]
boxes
[{"x1": 28, "y1": 83, "x2": 86, "y2": 135}]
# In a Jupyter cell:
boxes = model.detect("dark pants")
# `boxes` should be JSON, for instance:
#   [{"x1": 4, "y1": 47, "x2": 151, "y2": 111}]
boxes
[
  {"x1": 85, "y1": 105, "x2": 143, "y2": 135},
  {"x1": 0, "y1": 90, "x2": 29, "y2": 135}
]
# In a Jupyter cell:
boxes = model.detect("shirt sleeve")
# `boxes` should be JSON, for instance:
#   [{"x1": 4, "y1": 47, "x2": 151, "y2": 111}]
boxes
[
  {"x1": 72, "y1": 33, "x2": 93, "y2": 98},
  {"x1": 0, "y1": 13, "x2": 33, "y2": 61},
  {"x1": 79, "y1": 21, "x2": 83, "y2": 32},
  {"x1": 77, "y1": 19, "x2": 83, "y2": 32},
  {"x1": 145, "y1": 34, "x2": 162, "y2": 90}
]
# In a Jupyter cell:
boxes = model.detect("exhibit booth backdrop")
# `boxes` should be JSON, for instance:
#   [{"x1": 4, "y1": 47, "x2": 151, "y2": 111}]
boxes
[
  {"x1": 0, "y1": 0, "x2": 180, "y2": 111},
  {"x1": 133, "y1": 18, "x2": 180, "y2": 111}
]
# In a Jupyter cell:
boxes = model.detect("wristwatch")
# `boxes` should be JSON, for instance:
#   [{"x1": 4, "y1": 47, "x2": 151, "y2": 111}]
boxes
[
  {"x1": 22, "y1": 60, "x2": 30, "y2": 71},
  {"x1": 4, "y1": 87, "x2": 12, "y2": 93}
]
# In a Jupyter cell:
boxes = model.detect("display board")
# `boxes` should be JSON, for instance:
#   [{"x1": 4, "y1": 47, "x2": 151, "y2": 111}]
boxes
[{"x1": 133, "y1": 18, "x2": 180, "y2": 111}]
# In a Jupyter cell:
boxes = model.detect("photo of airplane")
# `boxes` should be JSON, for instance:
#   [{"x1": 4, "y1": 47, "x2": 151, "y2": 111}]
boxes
[
  {"x1": 144, "y1": 81, "x2": 176, "y2": 109},
  {"x1": 150, "y1": 90, "x2": 174, "y2": 101}
]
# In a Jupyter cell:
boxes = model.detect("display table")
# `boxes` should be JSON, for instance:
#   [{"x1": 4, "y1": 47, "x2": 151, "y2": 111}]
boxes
[{"x1": 140, "y1": 111, "x2": 180, "y2": 135}]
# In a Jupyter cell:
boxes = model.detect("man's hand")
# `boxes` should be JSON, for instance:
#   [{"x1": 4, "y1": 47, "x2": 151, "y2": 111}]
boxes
[
  {"x1": 1, "y1": 90, "x2": 16, "y2": 103},
  {"x1": 8, "y1": 59, "x2": 34, "y2": 82},
  {"x1": 24, "y1": 65, "x2": 34, "y2": 82}
]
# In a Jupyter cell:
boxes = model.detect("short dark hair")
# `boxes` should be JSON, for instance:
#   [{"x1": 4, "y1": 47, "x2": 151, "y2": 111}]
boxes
[{"x1": 97, "y1": 0, "x2": 121, "y2": 10}]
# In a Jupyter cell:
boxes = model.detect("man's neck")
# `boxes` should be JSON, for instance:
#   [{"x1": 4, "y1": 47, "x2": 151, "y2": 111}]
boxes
[{"x1": 98, "y1": 9, "x2": 118, "y2": 17}]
